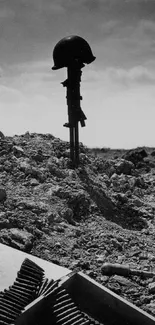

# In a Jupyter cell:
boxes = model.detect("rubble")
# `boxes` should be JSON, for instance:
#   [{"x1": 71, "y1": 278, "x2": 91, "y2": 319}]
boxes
[
  {"x1": 123, "y1": 148, "x2": 148, "y2": 166},
  {"x1": 148, "y1": 282, "x2": 155, "y2": 294},
  {"x1": 0, "y1": 133, "x2": 155, "y2": 316}
]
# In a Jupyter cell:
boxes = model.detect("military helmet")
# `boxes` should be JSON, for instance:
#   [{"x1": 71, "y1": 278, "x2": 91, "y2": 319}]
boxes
[{"x1": 52, "y1": 35, "x2": 96, "y2": 70}]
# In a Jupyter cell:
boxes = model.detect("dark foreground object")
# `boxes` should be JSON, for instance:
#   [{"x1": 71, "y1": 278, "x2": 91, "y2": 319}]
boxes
[
  {"x1": 0, "y1": 258, "x2": 45, "y2": 324},
  {"x1": 52, "y1": 35, "x2": 96, "y2": 168},
  {"x1": 15, "y1": 271, "x2": 155, "y2": 325}
]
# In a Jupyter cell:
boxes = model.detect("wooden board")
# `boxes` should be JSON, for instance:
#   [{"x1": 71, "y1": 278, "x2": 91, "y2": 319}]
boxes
[{"x1": 0, "y1": 243, "x2": 70, "y2": 291}]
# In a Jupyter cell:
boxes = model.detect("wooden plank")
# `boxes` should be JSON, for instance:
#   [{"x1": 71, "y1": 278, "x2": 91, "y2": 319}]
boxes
[{"x1": 0, "y1": 244, "x2": 70, "y2": 291}]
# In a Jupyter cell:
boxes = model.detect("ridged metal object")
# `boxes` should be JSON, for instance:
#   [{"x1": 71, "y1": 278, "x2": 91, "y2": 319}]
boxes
[
  {"x1": 3, "y1": 259, "x2": 151, "y2": 325},
  {"x1": 47, "y1": 286, "x2": 103, "y2": 324},
  {"x1": 26, "y1": 277, "x2": 104, "y2": 325},
  {"x1": 0, "y1": 258, "x2": 46, "y2": 324}
]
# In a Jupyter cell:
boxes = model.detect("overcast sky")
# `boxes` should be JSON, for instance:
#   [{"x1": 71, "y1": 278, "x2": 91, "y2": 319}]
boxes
[{"x1": 1, "y1": 0, "x2": 155, "y2": 148}]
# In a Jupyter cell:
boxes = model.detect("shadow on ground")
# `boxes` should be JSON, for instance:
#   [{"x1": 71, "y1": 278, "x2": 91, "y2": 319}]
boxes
[{"x1": 77, "y1": 166, "x2": 147, "y2": 231}]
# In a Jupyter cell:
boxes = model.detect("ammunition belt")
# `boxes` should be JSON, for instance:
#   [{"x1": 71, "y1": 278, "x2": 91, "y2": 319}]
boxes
[
  {"x1": 36, "y1": 279, "x2": 104, "y2": 325},
  {"x1": 0, "y1": 258, "x2": 46, "y2": 325},
  {"x1": 0, "y1": 259, "x2": 104, "y2": 325}
]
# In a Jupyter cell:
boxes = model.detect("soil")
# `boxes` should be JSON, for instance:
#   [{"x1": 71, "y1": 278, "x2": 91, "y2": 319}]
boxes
[{"x1": 1, "y1": 132, "x2": 155, "y2": 316}]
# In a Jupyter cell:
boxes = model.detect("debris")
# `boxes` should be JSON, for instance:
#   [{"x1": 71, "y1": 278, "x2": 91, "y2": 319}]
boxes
[
  {"x1": 101, "y1": 263, "x2": 155, "y2": 278},
  {"x1": 123, "y1": 148, "x2": 148, "y2": 166},
  {"x1": 0, "y1": 134, "x2": 155, "y2": 316},
  {"x1": 148, "y1": 282, "x2": 155, "y2": 294}
]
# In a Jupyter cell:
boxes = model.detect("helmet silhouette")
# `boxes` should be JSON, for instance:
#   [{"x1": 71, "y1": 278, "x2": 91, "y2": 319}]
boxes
[{"x1": 52, "y1": 35, "x2": 96, "y2": 70}]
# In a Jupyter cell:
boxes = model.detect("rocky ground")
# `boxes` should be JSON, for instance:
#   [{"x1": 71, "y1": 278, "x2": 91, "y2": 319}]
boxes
[{"x1": 1, "y1": 131, "x2": 155, "y2": 316}]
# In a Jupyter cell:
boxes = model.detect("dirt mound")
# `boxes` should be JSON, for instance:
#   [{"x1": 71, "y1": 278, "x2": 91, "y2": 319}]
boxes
[{"x1": 1, "y1": 133, "x2": 155, "y2": 316}]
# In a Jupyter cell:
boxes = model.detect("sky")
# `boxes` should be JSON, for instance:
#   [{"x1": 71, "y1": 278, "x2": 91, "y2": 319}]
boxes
[{"x1": 1, "y1": 0, "x2": 155, "y2": 149}]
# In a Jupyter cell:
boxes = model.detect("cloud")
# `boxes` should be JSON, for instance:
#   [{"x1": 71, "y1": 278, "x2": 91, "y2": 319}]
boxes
[
  {"x1": 0, "y1": 8, "x2": 15, "y2": 19},
  {"x1": 83, "y1": 64, "x2": 155, "y2": 90},
  {"x1": 94, "y1": 16, "x2": 155, "y2": 70},
  {"x1": 28, "y1": 0, "x2": 66, "y2": 14},
  {"x1": 0, "y1": 0, "x2": 65, "y2": 15},
  {"x1": 47, "y1": 1, "x2": 65, "y2": 12},
  {"x1": 78, "y1": 0, "x2": 101, "y2": 11},
  {"x1": 0, "y1": 59, "x2": 60, "y2": 104},
  {"x1": 106, "y1": 66, "x2": 155, "y2": 85},
  {"x1": 139, "y1": 19, "x2": 155, "y2": 34},
  {"x1": 13, "y1": 59, "x2": 53, "y2": 74},
  {"x1": 99, "y1": 20, "x2": 121, "y2": 36},
  {"x1": 1, "y1": 0, "x2": 155, "y2": 68},
  {"x1": 102, "y1": 0, "x2": 155, "y2": 21},
  {"x1": 0, "y1": 85, "x2": 24, "y2": 103},
  {"x1": 99, "y1": 17, "x2": 155, "y2": 40},
  {"x1": 0, "y1": 66, "x2": 3, "y2": 76}
]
